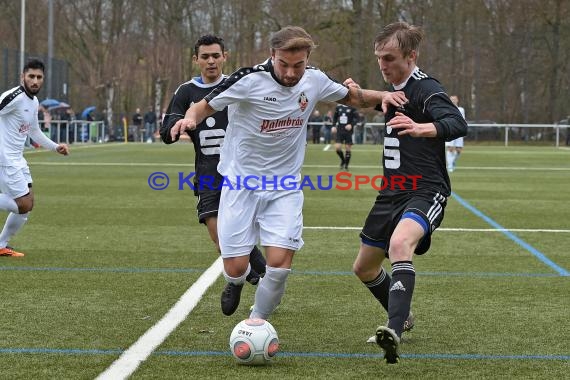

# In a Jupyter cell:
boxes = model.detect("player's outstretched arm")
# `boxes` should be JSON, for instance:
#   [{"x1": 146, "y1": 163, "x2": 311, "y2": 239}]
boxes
[
  {"x1": 340, "y1": 78, "x2": 407, "y2": 112},
  {"x1": 339, "y1": 78, "x2": 408, "y2": 112},
  {"x1": 170, "y1": 100, "x2": 216, "y2": 141},
  {"x1": 28, "y1": 122, "x2": 67, "y2": 153}
]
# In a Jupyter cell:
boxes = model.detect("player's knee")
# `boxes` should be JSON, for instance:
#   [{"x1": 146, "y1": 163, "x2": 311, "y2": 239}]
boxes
[
  {"x1": 16, "y1": 197, "x2": 33, "y2": 213},
  {"x1": 352, "y1": 252, "x2": 381, "y2": 279},
  {"x1": 388, "y1": 235, "x2": 415, "y2": 260},
  {"x1": 352, "y1": 261, "x2": 373, "y2": 279},
  {"x1": 223, "y1": 256, "x2": 250, "y2": 278}
]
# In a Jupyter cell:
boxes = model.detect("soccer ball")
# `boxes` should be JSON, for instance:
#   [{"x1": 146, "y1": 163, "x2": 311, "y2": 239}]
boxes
[{"x1": 229, "y1": 318, "x2": 279, "y2": 365}]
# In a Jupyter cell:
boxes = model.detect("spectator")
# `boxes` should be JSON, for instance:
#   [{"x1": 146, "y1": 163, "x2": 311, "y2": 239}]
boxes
[
  {"x1": 309, "y1": 109, "x2": 323, "y2": 144},
  {"x1": 63, "y1": 107, "x2": 75, "y2": 143},
  {"x1": 371, "y1": 111, "x2": 385, "y2": 144},
  {"x1": 131, "y1": 107, "x2": 142, "y2": 142},
  {"x1": 354, "y1": 111, "x2": 365, "y2": 144},
  {"x1": 323, "y1": 110, "x2": 333, "y2": 144},
  {"x1": 143, "y1": 106, "x2": 157, "y2": 143},
  {"x1": 565, "y1": 116, "x2": 570, "y2": 146}
]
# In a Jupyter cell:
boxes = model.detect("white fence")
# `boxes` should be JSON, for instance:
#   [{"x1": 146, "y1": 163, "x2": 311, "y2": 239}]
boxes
[
  {"x1": 37, "y1": 121, "x2": 570, "y2": 147},
  {"x1": 307, "y1": 122, "x2": 569, "y2": 147},
  {"x1": 38, "y1": 120, "x2": 107, "y2": 144}
]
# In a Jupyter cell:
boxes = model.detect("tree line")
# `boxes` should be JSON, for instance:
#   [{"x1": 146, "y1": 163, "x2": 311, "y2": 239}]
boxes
[{"x1": 1, "y1": 0, "x2": 568, "y2": 126}]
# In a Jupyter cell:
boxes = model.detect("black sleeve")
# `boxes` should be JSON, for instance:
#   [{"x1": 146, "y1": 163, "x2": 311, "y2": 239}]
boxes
[
  {"x1": 350, "y1": 107, "x2": 359, "y2": 125},
  {"x1": 160, "y1": 85, "x2": 192, "y2": 144},
  {"x1": 421, "y1": 82, "x2": 468, "y2": 141}
]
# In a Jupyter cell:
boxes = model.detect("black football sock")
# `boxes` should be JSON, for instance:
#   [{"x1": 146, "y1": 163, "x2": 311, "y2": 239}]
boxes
[
  {"x1": 363, "y1": 267, "x2": 391, "y2": 312},
  {"x1": 344, "y1": 151, "x2": 351, "y2": 167},
  {"x1": 336, "y1": 150, "x2": 345, "y2": 166},
  {"x1": 246, "y1": 268, "x2": 260, "y2": 285},
  {"x1": 387, "y1": 261, "x2": 415, "y2": 337},
  {"x1": 249, "y1": 245, "x2": 266, "y2": 276}
]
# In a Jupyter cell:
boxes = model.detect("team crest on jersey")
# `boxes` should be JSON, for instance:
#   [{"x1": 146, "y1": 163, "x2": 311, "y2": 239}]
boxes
[
  {"x1": 298, "y1": 92, "x2": 308, "y2": 112},
  {"x1": 19, "y1": 123, "x2": 31, "y2": 134}
]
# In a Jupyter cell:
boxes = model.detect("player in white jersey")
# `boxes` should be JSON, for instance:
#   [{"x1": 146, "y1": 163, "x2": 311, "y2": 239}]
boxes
[
  {"x1": 170, "y1": 26, "x2": 407, "y2": 320},
  {"x1": 0, "y1": 59, "x2": 69, "y2": 257},
  {"x1": 445, "y1": 95, "x2": 466, "y2": 172}
]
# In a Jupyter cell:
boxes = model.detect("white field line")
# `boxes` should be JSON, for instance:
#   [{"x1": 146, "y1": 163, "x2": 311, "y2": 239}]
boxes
[
  {"x1": 96, "y1": 256, "x2": 223, "y2": 380},
  {"x1": 24, "y1": 143, "x2": 129, "y2": 154},
  {"x1": 29, "y1": 161, "x2": 193, "y2": 167},
  {"x1": 26, "y1": 161, "x2": 570, "y2": 171}
]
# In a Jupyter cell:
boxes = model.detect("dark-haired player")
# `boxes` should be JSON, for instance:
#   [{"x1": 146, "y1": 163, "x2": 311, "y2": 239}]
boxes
[
  {"x1": 161, "y1": 35, "x2": 267, "y2": 312},
  {"x1": 0, "y1": 59, "x2": 69, "y2": 257},
  {"x1": 171, "y1": 26, "x2": 407, "y2": 324}
]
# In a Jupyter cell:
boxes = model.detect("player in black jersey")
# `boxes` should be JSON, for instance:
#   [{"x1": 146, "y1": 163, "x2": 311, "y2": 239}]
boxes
[
  {"x1": 333, "y1": 104, "x2": 358, "y2": 170},
  {"x1": 160, "y1": 35, "x2": 266, "y2": 314},
  {"x1": 349, "y1": 22, "x2": 468, "y2": 364}
]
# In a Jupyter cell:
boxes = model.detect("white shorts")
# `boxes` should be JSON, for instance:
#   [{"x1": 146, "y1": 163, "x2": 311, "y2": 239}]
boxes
[
  {"x1": 445, "y1": 137, "x2": 464, "y2": 148},
  {"x1": 0, "y1": 165, "x2": 32, "y2": 199},
  {"x1": 218, "y1": 188, "x2": 304, "y2": 257}
]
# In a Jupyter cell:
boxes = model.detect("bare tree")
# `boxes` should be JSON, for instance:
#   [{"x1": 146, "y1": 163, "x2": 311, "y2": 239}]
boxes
[{"x1": 1, "y1": 0, "x2": 568, "y2": 125}]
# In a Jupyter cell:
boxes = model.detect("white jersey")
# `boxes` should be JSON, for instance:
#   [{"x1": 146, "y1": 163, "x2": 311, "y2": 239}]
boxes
[
  {"x1": 0, "y1": 86, "x2": 56, "y2": 168},
  {"x1": 206, "y1": 59, "x2": 348, "y2": 189},
  {"x1": 457, "y1": 106, "x2": 465, "y2": 119},
  {"x1": 446, "y1": 105, "x2": 465, "y2": 147}
]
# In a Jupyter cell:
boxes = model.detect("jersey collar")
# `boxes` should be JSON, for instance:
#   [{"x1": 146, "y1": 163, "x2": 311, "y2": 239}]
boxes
[
  {"x1": 393, "y1": 66, "x2": 419, "y2": 90},
  {"x1": 20, "y1": 85, "x2": 35, "y2": 100}
]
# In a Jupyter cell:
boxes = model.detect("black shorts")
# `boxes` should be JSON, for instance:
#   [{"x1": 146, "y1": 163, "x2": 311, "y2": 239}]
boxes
[
  {"x1": 360, "y1": 190, "x2": 447, "y2": 256},
  {"x1": 197, "y1": 190, "x2": 220, "y2": 224},
  {"x1": 336, "y1": 129, "x2": 353, "y2": 145}
]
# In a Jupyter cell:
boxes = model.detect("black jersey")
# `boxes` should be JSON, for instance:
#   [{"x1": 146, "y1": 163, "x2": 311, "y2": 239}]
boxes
[
  {"x1": 378, "y1": 67, "x2": 467, "y2": 196},
  {"x1": 333, "y1": 104, "x2": 358, "y2": 133},
  {"x1": 161, "y1": 76, "x2": 228, "y2": 191}
]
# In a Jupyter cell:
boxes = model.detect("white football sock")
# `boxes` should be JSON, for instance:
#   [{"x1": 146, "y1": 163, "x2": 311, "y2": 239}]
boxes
[
  {"x1": 453, "y1": 151, "x2": 461, "y2": 166},
  {"x1": 0, "y1": 212, "x2": 29, "y2": 248},
  {"x1": 446, "y1": 150, "x2": 454, "y2": 169},
  {"x1": 0, "y1": 194, "x2": 18, "y2": 213},
  {"x1": 223, "y1": 263, "x2": 250, "y2": 285},
  {"x1": 250, "y1": 266, "x2": 291, "y2": 320}
]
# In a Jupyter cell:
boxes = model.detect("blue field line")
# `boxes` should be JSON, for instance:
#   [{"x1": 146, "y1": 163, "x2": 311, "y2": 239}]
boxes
[
  {"x1": 452, "y1": 192, "x2": 569, "y2": 277},
  {"x1": 0, "y1": 265, "x2": 561, "y2": 278},
  {"x1": 0, "y1": 265, "x2": 563, "y2": 278},
  {"x1": 0, "y1": 347, "x2": 568, "y2": 361},
  {"x1": 0, "y1": 266, "x2": 204, "y2": 274}
]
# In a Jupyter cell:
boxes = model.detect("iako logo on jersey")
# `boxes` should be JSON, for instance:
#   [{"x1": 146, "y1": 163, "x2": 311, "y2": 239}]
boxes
[{"x1": 298, "y1": 92, "x2": 308, "y2": 112}]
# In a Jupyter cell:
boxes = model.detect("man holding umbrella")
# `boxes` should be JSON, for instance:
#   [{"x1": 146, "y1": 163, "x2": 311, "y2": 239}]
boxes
[{"x1": 81, "y1": 106, "x2": 96, "y2": 120}]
